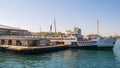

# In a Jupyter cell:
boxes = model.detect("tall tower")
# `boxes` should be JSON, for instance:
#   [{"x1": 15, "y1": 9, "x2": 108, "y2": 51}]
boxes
[
  {"x1": 97, "y1": 20, "x2": 99, "y2": 35},
  {"x1": 54, "y1": 18, "x2": 57, "y2": 37}
]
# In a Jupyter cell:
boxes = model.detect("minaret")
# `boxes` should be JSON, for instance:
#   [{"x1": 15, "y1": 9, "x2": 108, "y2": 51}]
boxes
[
  {"x1": 54, "y1": 18, "x2": 57, "y2": 37},
  {"x1": 97, "y1": 20, "x2": 99, "y2": 35},
  {"x1": 39, "y1": 26, "x2": 41, "y2": 37}
]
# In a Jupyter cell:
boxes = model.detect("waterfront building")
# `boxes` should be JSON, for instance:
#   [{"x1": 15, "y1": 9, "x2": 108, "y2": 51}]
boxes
[
  {"x1": 66, "y1": 27, "x2": 83, "y2": 38},
  {"x1": 72, "y1": 27, "x2": 82, "y2": 38},
  {"x1": 0, "y1": 24, "x2": 51, "y2": 46},
  {"x1": 0, "y1": 24, "x2": 31, "y2": 36},
  {"x1": 0, "y1": 36, "x2": 50, "y2": 46}
]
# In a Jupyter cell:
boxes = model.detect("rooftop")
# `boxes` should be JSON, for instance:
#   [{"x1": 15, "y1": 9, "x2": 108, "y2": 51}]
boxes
[{"x1": 0, "y1": 24, "x2": 27, "y2": 31}]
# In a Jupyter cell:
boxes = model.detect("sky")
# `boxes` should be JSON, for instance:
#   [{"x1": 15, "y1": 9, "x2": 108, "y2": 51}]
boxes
[{"x1": 0, "y1": 0, "x2": 120, "y2": 36}]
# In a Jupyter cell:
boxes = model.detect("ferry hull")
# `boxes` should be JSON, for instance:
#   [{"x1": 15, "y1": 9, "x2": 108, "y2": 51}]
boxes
[
  {"x1": 68, "y1": 45, "x2": 113, "y2": 50},
  {"x1": 73, "y1": 37, "x2": 117, "y2": 50},
  {"x1": 97, "y1": 37, "x2": 116, "y2": 47}
]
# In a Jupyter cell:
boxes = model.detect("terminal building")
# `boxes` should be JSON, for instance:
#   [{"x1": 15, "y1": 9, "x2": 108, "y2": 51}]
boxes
[
  {"x1": 0, "y1": 24, "x2": 31, "y2": 36},
  {"x1": 0, "y1": 24, "x2": 51, "y2": 46}
]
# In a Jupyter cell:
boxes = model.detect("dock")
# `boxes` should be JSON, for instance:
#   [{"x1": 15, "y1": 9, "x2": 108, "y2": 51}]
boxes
[
  {"x1": 0, "y1": 36, "x2": 68, "y2": 54},
  {"x1": 0, "y1": 45, "x2": 68, "y2": 54}
]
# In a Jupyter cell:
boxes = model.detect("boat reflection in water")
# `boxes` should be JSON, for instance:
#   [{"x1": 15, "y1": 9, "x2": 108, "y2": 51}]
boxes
[{"x1": 113, "y1": 39, "x2": 120, "y2": 65}]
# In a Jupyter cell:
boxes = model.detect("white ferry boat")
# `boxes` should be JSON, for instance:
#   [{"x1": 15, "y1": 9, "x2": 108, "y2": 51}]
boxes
[
  {"x1": 77, "y1": 34, "x2": 116, "y2": 48},
  {"x1": 50, "y1": 34, "x2": 116, "y2": 49}
]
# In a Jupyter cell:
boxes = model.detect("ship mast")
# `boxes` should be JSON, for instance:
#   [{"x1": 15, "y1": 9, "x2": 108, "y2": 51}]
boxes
[{"x1": 97, "y1": 20, "x2": 99, "y2": 35}]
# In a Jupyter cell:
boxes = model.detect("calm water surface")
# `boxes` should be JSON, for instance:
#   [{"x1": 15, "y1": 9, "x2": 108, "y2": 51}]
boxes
[{"x1": 0, "y1": 41, "x2": 120, "y2": 68}]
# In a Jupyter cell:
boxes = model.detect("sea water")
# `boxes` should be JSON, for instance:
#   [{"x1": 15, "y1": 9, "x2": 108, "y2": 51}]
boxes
[{"x1": 0, "y1": 40, "x2": 120, "y2": 68}]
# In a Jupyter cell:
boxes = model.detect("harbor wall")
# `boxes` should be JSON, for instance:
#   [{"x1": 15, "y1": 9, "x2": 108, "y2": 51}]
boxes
[{"x1": 0, "y1": 45, "x2": 68, "y2": 55}]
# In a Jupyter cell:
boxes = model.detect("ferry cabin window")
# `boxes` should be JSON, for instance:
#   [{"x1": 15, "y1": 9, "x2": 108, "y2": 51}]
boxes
[
  {"x1": 1, "y1": 39, "x2": 5, "y2": 44},
  {"x1": 0, "y1": 32, "x2": 2, "y2": 35}
]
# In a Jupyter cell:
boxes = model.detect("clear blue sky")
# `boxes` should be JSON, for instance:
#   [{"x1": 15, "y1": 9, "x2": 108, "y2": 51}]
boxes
[{"x1": 0, "y1": 0, "x2": 120, "y2": 36}]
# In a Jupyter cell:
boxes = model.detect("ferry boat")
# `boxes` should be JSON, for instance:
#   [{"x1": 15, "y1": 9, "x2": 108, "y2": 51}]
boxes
[
  {"x1": 50, "y1": 34, "x2": 116, "y2": 49},
  {"x1": 76, "y1": 34, "x2": 117, "y2": 49}
]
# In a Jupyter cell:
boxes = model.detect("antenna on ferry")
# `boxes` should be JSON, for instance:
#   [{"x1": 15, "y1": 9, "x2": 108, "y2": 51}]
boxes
[{"x1": 97, "y1": 20, "x2": 99, "y2": 35}]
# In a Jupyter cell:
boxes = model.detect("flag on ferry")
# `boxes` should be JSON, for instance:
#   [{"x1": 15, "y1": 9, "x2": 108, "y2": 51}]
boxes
[{"x1": 50, "y1": 24, "x2": 52, "y2": 32}]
